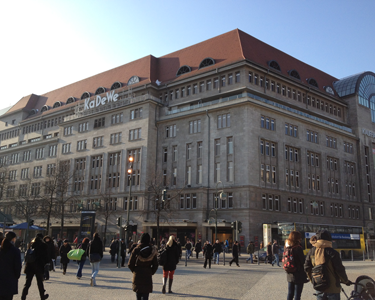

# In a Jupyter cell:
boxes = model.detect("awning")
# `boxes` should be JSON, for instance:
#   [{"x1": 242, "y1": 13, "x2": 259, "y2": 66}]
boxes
[
  {"x1": 202, "y1": 222, "x2": 232, "y2": 227},
  {"x1": 144, "y1": 222, "x2": 197, "y2": 227}
]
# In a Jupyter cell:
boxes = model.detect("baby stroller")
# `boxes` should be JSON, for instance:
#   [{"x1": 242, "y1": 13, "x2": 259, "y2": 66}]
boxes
[{"x1": 345, "y1": 276, "x2": 375, "y2": 300}]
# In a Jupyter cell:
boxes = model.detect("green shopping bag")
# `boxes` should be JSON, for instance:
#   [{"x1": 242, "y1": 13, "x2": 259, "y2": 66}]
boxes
[{"x1": 67, "y1": 249, "x2": 85, "y2": 260}]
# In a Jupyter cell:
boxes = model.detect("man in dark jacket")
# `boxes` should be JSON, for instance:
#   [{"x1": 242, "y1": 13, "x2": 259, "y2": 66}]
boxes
[
  {"x1": 42, "y1": 236, "x2": 56, "y2": 280},
  {"x1": 304, "y1": 230, "x2": 350, "y2": 300},
  {"x1": 271, "y1": 240, "x2": 281, "y2": 267},
  {"x1": 229, "y1": 241, "x2": 240, "y2": 267},
  {"x1": 195, "y1": 240, "x2": 202, "y2": 259},
  {"x1": 246, "y1": 241, "x2": 255, "y2": 263},
  {"x1": 110, "y1": 238, "x2": 119, "y2": 263},
  {"x1": 21, "y1": 233, "x2": 49, "y2": 300},
  {"x1": 203, "y1": 241, "x2": 213, "y2": 269},
  {"x1": 185, "y1": 239, "x2": 192, "y2": 259},
  {"x1": 213, "y1": 240, "x2": 222, "y2": 265},
  {"x1": 120, "y1": 240, "x2": 126, "y2": 267}
]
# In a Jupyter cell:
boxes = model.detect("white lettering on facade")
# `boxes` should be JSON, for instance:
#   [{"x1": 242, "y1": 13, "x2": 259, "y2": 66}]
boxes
[
  {"x1": 83, "y1": 91, "x2": 119, "y2": 110},
  {"x1": 362, "y1": 128, "x2": 375, "y2": 138}
]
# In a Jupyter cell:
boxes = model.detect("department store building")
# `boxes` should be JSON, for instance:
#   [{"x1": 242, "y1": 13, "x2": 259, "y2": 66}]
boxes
[{"x1": 1, "y1": 29, "x2": 375, "y2": 246}]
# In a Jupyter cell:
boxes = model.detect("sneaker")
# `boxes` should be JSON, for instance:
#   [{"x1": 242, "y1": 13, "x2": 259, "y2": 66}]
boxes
[{"x1": 77, "y1": 276, "x2": 81, "y2": 280}]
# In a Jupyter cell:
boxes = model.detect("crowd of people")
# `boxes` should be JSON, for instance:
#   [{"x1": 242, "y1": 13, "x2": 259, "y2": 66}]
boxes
[{"x1": 0, "y1": 230, "x2": 352, "y2": 300}]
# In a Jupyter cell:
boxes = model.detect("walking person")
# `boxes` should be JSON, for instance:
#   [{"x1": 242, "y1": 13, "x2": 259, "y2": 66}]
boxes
[
  {"x1": 266, "y1": 241, "x2": 272, "y2": 264},
  {"x1": 203, "y1": 241, "x2": 213, "y2": 269},
  {"x1": 21, "y1": 233, "x2": 49, "y2": 300},
  {"x1": 128, "y1": 233, "x2": 158, "y2": 300},
  {"x1": 195, "y1": 240, "x2": 202, "y2": 259},
  {"x1": 304, "y1": 230, "x2": 350, "y2": 300},
  {"x1": 120, "y1": 240, "x2": 126, "y2": 267},
  {"x1": 185, "y1": 239, "x2": 192, "y2": 259},
  {"x1": 59, "y1": 240, "x2": 71, "y2": 275},
  {"x1": 213, "y1": 240, "x2": 222, "y2": 264},
  {"x1": 272, "y1": 240, "x2": 281, "y2": 267},
  {"x1": 246, "y1": 241, "x2": 255, "y2": 263},
  {"x1": 109, "y1": 238, "x2": 119, "y2": 263},
  {"x1": 0, "y1": 231, "x2": 22, "y2": 300},
  {"x1": 88, "y1": 233, "x2": 103, "y2": 287},
  {"x1": 42, "y1": 236, "x2": 55, "y2": 281},
  {"x1": 162, "y1": 236, "x2": 180, "y2": 294},
  {"x1": 229, "y1": 241, "x2": 240, "y2": 267},
  {"x1": 224, "y1": 239, "x2": 229, "y2": 253},
  {"x1": 76, "y1": 238, "x2": 90, "y2": 279}
]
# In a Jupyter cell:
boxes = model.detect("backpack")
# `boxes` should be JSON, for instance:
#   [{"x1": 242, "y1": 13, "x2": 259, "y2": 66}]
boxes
[
  {"x1": 311, "y1": 258, "x2": 330, "y2": 292},
  {"x1": 25, "y1": 248, "x2": 37, "y2": 263},
  {"x1": 157, "y1": 247, "x2": 167, "y2": 266},
  {"x1": 282, "y1": 246, "x2": 298, "y2": 273}
]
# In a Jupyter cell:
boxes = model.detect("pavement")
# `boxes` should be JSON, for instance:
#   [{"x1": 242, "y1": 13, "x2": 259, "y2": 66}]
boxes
[{"x1": 18, "y1": 250, "x2": 375, "y2": 300}]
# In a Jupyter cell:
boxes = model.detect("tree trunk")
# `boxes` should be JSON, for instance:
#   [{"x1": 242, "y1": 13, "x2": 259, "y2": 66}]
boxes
[
  {"x1": 46, "y1": 201, "x2": 52, "y2": 233},
  {"x1": 60, "y1": 202, "x2": 65, "y2": 240},
  {"x1": 104, "y1": 216, "x2": 108, "y2": 249},
  {"x1": 156, "y1": 207, "x2": 160, "y2": 249}
]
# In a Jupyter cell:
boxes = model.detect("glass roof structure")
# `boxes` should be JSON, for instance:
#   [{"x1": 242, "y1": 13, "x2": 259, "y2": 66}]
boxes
[{"x1": 333, "y1": 72, "x2": 363, "y2": 98}]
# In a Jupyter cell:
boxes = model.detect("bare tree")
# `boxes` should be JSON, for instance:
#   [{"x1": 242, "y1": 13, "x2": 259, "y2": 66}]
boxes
[{"x1": 96, "y1": 186, "x2": 117, "y2": 247}]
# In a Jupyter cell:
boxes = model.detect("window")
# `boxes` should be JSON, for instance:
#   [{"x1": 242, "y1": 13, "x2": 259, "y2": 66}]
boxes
[
  {"x1": 326, "y1": 136, "x2": 337, "y2": 149},
  {"x1": 172, "y1": 146, "x2": 178, "y2": 161},
  {"x1": 189, "y1": 120, "x2": 201, "y2": 134},
  {"x1": 110, "y1": 132, "x2": 122, "y2": 144},
  {"x1": 262, "y1": 194, "x2": 280, "y2": 211},
  {"x1": 111, "y1": 113, "x2": 123, "y2": 125},
  {"x1": 248, "y1": 72, "x2": 253, "y2": 83},
  {"x1": 235, "y1": 72, "x2": 240, "y2": 83},
  {"x1": 129, "y1": 128, "x2": 141, "y2": 141},
  {"x1": 31, "y1": 183, "x2": 40, "y2": 196},
  {"x1": 163, "y1": 148, "x2": 168, "y2": 163},
  {"x1": 197, "y1": 142, "x2": 202, "y2": 158},
  {"x1": 173, "y1": 168, "x2": 177, "y2": 185},
  {"x1": 48, "y1": 145, "x2": 57, "y2": 157},
  {"x1": 285, "y1": 123, "x2": 298, "y2": 137},
  {"x1": 197, "y1": 165, "x2": 202, "y2": 184},
  {"x1": 35, "y1": 147, "x2": 44, "y2": 159},
  {"x1": 90, "y1": 175, "x2": 102, "y2": 190},
  {"x1": 46, "y1": 164, "x2": 56, "y2": 175},
  {"x1": 254, "y1": 74, "x2": 258, "y2": 85},
  {"x1": 166, "y1": 125, "x2": 177, "y2": 138},
  {"x1": 109, "y1": 152, "x2": 121, "y2": 166},
  {"x1": 94, "y1": 117, "x2": 105, "y2": 128},
  {"x1": 285, "y1": 146, "x2": 299, "y2": 162},
  {"x1": 9, "y1": 170, "x2": 17, "y2": 181},
  {"x1": 64, "y1": 126, "x2": 73, "y2": 136},
  {"x1": 227, "y1": 137, "x2": 233, "y2": 155},
  {"x1": 213, "y1": 78, "x2": 218, "y2": 89},
  {"x1": 186, "y1": 166, "x2": 191, "y2": 185},
  {"x1": 215, "y1": 163, "x2": 220, "y2": 182},
  {"x1": 78, "y1": 122, "x2": 89, "y2": 133},
  {"x1": 261, "y1": 116, "x2": 275, "y2": 131},
  {"x1": 62, "y1": 143, "x2": 71, "y2": 154},
  {"x1": 33, "y1": 166, "x2": 42, "y2": 177},
  {"x1": 193, "y1": 84, "x2": 198, "y2": 94},
  {"x1": 221, "y1": 75, "x2": 226, "y2": 87},
  {"x1": 130, "y1": 108, "x2": 143, "y2": 120},
  {"x1": 192, "y1": 194, "x2": 197, "y2": 209},
  {"x1": 306, "y1": 130, "x2": 319, "y2": 143},
  {"x1": 77, "y1": 140, "x2": 87, "y2": 151},
  {"x1": 93, "y1": 136, "x2": 104, "y2": 148},
  {"x1": 344, "y1": 142, "x2": 354, "y2": 154},
  {"x1": 206, "y1": 80, "x2": 211, "y2": 91},
  {"x1": 215, "y1": 139, "x2": 220, "y2": 156},
  {"x1": 217, "y1": 113, "x2": 231, "y2": 129},
  {"x1": 227, "y1": 161, "x2": 234, "y2": 181},
  {"x1": 10, "y1": 153, "x2": 19, "y2": 164},
  {"x1": 23, "y1": 150, "x2": 31, "y2": 162},
  {"x1": 187, "y1": 85, "x2": 191, "y2": 95},
  {"x1": 21, "y1": 168, "x2": 29, "y2": 179},
  {"x1": 186, "y1": 143, "x2": 191, "y2": 160},
  {"x1": 228, "y1": 74, "x2": 233, "y2": 85}
]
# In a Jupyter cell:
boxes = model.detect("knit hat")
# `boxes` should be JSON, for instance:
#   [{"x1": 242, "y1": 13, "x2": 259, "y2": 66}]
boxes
[
  {"x1": 5, "y1": 231, "x2": 16, "y2": 240},
  {"x1": 316, "y1": 230, "x2": 332, "y2": 241},
  {"x1": 140, "y1": 233, "x2": 150, "y2": 245}
]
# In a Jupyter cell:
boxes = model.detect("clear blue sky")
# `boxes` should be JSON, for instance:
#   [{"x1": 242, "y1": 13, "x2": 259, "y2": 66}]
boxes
[{"x1": 1, "y1": 0, "x2": 374, "y2": 111}]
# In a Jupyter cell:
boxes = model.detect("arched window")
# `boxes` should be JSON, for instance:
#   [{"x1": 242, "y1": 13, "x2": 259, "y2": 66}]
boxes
[
  {"x1": 41, "y1": 105, "x2": 49, "y2": 112},
  {"x1": 268, "y1": 60, "x2": 281, "y2": 71},
  {"x1": 53, "y1": 101, "x2": 62, "y2": 108},
  {"x1": 199, "y1": 58, "x2": 215, "y2": 69},
  {"x1": 307, "y1": 78, "x2": 319, "y2": 88},
  {"x1": 111, "y1": 81, "x2": 122, "y2": 90},
  {"x1": 95, "y1": 87, "x2": 105, "y2": 95},
  {"x1": 288, "y1": 69, "x2": 301, "y2": 80},
  {"x1": 176, "y1": 65, "x2": 191, "y2": 76},
  {"x1": 127, "y1": 76, "x2": 140, "y2": 86},
  {"x1": 29, "y1": 109, "x2": 37, "y2": 116},
  {"x1": 66, "y1": 97, "x2": 76, "y2": 104},
  {"x1": 81, "y1": 92, "x2": 90, "y2": 100}
]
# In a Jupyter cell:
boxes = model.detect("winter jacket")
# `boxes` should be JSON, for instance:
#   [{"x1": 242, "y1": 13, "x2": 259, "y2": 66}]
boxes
[
  {"x1": 272, "y1": 243, "x2": 279, "y2": 255},
  {"x1": 44, "y1": 239, "x2": 56, "y2": 261},
  {"x1": 247, "y1": 243, "x2": 255, "y2": 254},
  {"x1": 266, "y1": 244, "x2": 272, "y2": 256},
  {"x1": 195, "y1": 242, "x2": 202, "y2": 253},
  {"x1": 128, "y1": 243, "x2": 158, "y2": 293},
  {"x1": 110, "y1": 240, "x2": 119, "y2": 255},
  {"x1": 284, "y1": 242, "x2": 308, "y2": 284},
  {"x1": 185, "y1": 242, "x2": 192, "y2": 250},
  {"x1": 203, "y1": 244, "x2": 213, "y2": 259},
  {"x1": 88, "y1": 237, "x2": 103, "y2": 260},
  {"x1": 0, "y1": 244, "x2": 22, "y2": 297},
  {"x1": 213, "y1": 242, "x2": 223, "y2": 253},
  {"x1": 232, "y1": 244, "x2": 239, "y2": 257},
  {"x1": 163, "y1": 241, "x2": 180, "y2": 271},
  {"x1": 24, "y1": 237, "x2": 49, "y2": 274},
  {"x1": 59, "y1": 244, "x2": 72, "y2": 264}
]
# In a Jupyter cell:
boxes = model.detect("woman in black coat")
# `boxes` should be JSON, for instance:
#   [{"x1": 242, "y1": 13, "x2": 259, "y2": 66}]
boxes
[
  {"x1": 203, "y1": 241, "x2": 213, "y2": 269},
  {"x1": 162, "y1": 235, "x2": 180, "y2": 294},
  {"x1": 59, "y1": 240, "x2": 72, "y2": 275},
  {"x1": 128, "y1": 233, "x2": 158, "y2": 300},
  {"x1": 87, "y1": 233, "x2": 103, "y2": 287},
  {"x1": 0, "y1": 231, "x2": 22, "y2": 300},
  {"x1": 195, "y1": 240, "x2": 202, "y2": 259}
]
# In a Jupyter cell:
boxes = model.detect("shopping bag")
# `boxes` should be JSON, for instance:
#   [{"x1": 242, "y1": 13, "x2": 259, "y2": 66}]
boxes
[{"x1": 67, "y1": 249, "x2": 85, "y2": 260}]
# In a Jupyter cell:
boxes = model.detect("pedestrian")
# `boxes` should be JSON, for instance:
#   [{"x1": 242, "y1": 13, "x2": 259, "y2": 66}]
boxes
[
  {"x1": 76, "y1": 237, "x2": 90, "y2": 279},
  {"x1": 87, "y1": 233, "x2": 103, "y2": 287},
  {"x1": 260, "y1": 241, "x2": 264, "y2": 250},
  {"x1": 128, "y1": 233, "x2": 158, "y2": 300},
  {"x1": 185, "y1": 239, "x2": 192, "y2": 259},
  {"x1": 246, "y1": 241, "x2": 255, "y2": 263},
  {"x1": 109, "y1": 238, "x2": 119, "y2": 263},
  {"x1": 59, "y1": 239, "x2": 72, "y2": 275},
  {"x1": 266, "y1": 241, "x2": 272, "y2": 264},
  {"x1": 224, "y1": 239, "x2": 229, "y2": 253},
  {"x1": 213, "y1": 240, "x2": 222, "y2": 264},
  {"x1": 203, "y1": 241, "x2": 213, "y2": 269},
  {"x1": 128, "y1": 240, "x2": 139, "y2": 256},
  {"x1": 0, "y1": 231, "x2": 22, "y2": 300},
  {"x1": 229, "y1": 241, "x2": 240, "y2": 267},
  {"x1": 176, "y1": 238, "x2": 182, "y2": 259},
  {"x1": 42, "y1": 236, "x2": 56, "y2": 280},
  {"x1": 272, "y1": 240, "x2": 281, "y2": 267},
  {"x1": 120, "y1": 240, "x2": 126, "y2": 267},
  {"x1": 21, "y1": 233, "x2": 49, "y2": 300},
  {"x1": 304, "y1": 230, "x2": 351, "y2": 300},
  {"x1": 161, "y1": 235, "x2": 180, "y2": 294},
  {"x1": 195, "y1": 240, "x2": 202, "y2": 259},
  {"x1": 0, "y1": 232, "x2": 4, "y2": 245}
]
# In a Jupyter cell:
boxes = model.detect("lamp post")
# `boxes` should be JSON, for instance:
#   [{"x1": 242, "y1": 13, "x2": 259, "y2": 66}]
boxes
[
  {"x1": 214, "y1": 181, "x2": 225, "y2": 242},
  {"x1": 125, "y1": 156, "x2": 134, "y2": 252}
]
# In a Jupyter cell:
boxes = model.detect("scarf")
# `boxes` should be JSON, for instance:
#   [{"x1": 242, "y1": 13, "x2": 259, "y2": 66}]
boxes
[{"x1": 315, "y1": 239, "x2": 332, "y2": 265}]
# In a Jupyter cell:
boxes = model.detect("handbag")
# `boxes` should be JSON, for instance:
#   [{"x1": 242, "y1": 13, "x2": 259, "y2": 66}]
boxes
[
  {"x1": 67, "y1": 249, "x2": 85, "y2": 260},
  {"x1": 90, "y1": 253, "x2": 101, "y2": 263}
]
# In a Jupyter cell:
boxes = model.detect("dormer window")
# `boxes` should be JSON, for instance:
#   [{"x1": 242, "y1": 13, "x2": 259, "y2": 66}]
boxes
[
  {"x1": 81, "y1": 92, "x2": 90, "y2": 100},
  {"x1": 289, "y1": 69, "x2": 301, "y2": 80},
  {"x1": 53, "y1": 101, "x2": 62, "y2": 108},
  {"x1": 29, "y1": 109, "x2": 37, "y2": 116},
  {"x1": 111, "y1": 81, "x2": 122, "y2": 90},
  {"x1": 268, "y1": 60, "x2": 281, "y2": 71},
  {"x1": 199, "y1": 58, "x2": 215, "y2": 69},
  {"x1": 176, "y1": 65, "x2": 191, "y2": 76},
  {"x1": 66, "y1": 97, "x2": 76, "y2": 104},
  {"x1": 127, "y1": 76, "x2": 140, "y2": 86},
  {"x1": 307, "y1": 78, "x2": 319, "y2": 88},
  {"x1": 41, "y1": 105, "x2": 49, "y2": 112},
  {"x1": 95, "y1": 87, "x2": 105, "y2": 95}
]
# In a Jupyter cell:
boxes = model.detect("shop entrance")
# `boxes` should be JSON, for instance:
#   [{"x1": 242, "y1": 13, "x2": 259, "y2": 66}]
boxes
[{"x1": 211, "y1": 228, "x2": 232, "y2": 246}]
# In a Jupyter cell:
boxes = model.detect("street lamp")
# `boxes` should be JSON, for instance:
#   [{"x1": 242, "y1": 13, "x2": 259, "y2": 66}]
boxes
[
  {"x1": 214, "y1": 181, "x2": 225, "y2": 242},
  {"x1": 125, "y1": 156, "x2": 134, "y2": 251}
]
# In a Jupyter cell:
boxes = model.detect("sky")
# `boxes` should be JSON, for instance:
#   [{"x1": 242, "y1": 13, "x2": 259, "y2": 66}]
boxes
[{"x1": 1, "y1": 0, "x2": 375, "y2": 111}]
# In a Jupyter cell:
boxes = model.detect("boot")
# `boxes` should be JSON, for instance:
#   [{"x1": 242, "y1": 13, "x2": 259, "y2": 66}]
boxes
[
  {"x1": 162, "y1": 277, "x2": 167, "y2": 294},
  {"x1": 168, "y1": 278, "x2": 173, "y2": 293}
]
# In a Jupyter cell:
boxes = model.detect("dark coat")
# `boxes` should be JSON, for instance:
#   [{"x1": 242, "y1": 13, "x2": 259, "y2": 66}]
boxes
[
  {"x1": 0, "y1": 245, "x2": 22, "y2": 296},
  {"x1": 232, "y1": 244, "x2": 239, "y2": 257},
  {"x1": 78, "y1": 242, "x2": 89, "y2": 262},
  {"x1": 110, "y1": 240, "x2": 119, "y2": 255},
  {"x1": 203, "y1": 244, "x2": 213, "y2": 259},
  {"x1": 185, "y1": 242, "x2": 192, "y2": 250},
  {"x1": 267, "y1": 244, "x2": 272, "y2": 256},
  {"x1": 121, "y1": 241, "x2": 126, "y2": 257},
  {"x1": 88, "y1": 237, "x2": 103, "y2": 259},
  {"x1": 128, "y1": 244, "x2": 158, "y2": 293},
  {"x1": 24, "y1": 238, "x2": 49, "y2": 274},
  {"x1": 44, "y1": 239, "x2": 56, "y2": 260},
  {"x1": 163, "y1": 241, "x2": 180, "y2": 271},
  {"x1": 272, "y1": 243, "x2": 279, "y2": 255},
  {"x1": 195, "y1": 242, "x2": 202, "y2": 253},
  {"x1": 128, "y1": 243, "x2": 137, "y2": 255},
  {"x1": 59, "y1": 244, "x2": 72, "y2": 264},
  {"x1": 286, "y1": 245, "x2": 308, "y2": 284},
  {"x1": 213, "y1": 242, "x2": 222, "y2": 253}
]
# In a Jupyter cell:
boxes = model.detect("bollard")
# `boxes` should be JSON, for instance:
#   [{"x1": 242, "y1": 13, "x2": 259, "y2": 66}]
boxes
[
  {"x1": 351, "y1": 250, "x2": 354, "y2": 262},
  {"x1": 223, "y1": 249, "x2": 225, "y2": 266},
  {"x1": 257, "y1": 250, "x2": 260, "y2": 265},
  {"x1": 363, "y1": 250, "x2": 365, "y2": 261},
  {"x1": 185, "y1": 250, "x2": 187, "y2": 267}
]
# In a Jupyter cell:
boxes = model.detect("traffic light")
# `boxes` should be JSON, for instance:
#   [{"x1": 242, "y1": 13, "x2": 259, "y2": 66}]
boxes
[
  {"x1": 238, "y1": 221, "x2": 242, "y2": 233},
  {"x1": 117, "y1": 217, "x2": 121, "y2": 227},
  {"x1": 28, "y1": 219, "x2": 34, "y2": 226},
  {"x1": 124, "y1": 225, "x2": 128, "y2": 232},
  {"x1": 231, "y1": 221, "x2": 236, "y2": 230}
]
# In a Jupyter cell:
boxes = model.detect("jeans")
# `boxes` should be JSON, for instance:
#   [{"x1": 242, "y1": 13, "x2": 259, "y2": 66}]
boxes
[
  {"x1": 186, "y1": 250, "x2": 191, "y2": 258},
  {"x1": 214, "y1": 252, "x2": 220, "y2": 264},
  {"x1": 272, "y1": 253, "x2": 280, "y2": 266},
  {"x1": 90, "y1": 261, "x2": 100, "y2": 284},
  {"x1": 246, "y1": 253, "x2": 253, "y2": 263},
  {"x1": 315, "y1": 292, "x2": 340, "y2": 300},
  {"x1": 287, "y1": 282, "x2": 304, "y2": 300},
  {"x1": 136, "y1": 293, "x2": 149, "y2": 300},
  {"x1": 76, "y1": 259, "x2": 86, "y2": 278}
]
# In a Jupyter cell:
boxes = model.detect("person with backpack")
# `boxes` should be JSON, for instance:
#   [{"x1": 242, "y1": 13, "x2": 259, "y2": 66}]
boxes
[
  {"x1": 304, "y1": 230, "x2": 351, "y2": 300},
  {"x1": 76, "y1": 238, "x2": 90, "y2": 279},
  {"x1": 283, "y1": 231, "x2": 308, "y2": 300},
  {"x1": 195, "y1": 240, "x2": 202, "y2": 259},
  {"x1": 161, "y1": 235, "x2": 180, "y2": 294},
  {"x1": 203, "y1": 241, "x2": 213, "y2": 269},
  {"x1": 128, "y1": 233, "x2": 158, "y2": 300},
  {"x1": 229, "y1": 241, "x2": 240, "y2": 267},
  {"x1": 21, "y1": 233, "x2": 49, "y2": 300},
  {"x1": 0, "y1": 231, "x2": 22, "y2": 300},
  {"x1": 272, "y1": 240, "x2": 281, "y2": 267},
  {"x1": 59, "y1": 240, "x2": 72, "y2": 275},
  {"x1": 213, "y1": 240, "x2": 222, "y2": 264},
  {"x1": 246, "y1": 241, "x2": 255, "y2": 263},
  {"x1": 87, "y1": 233, "x2": 103, "y2": 287}
]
